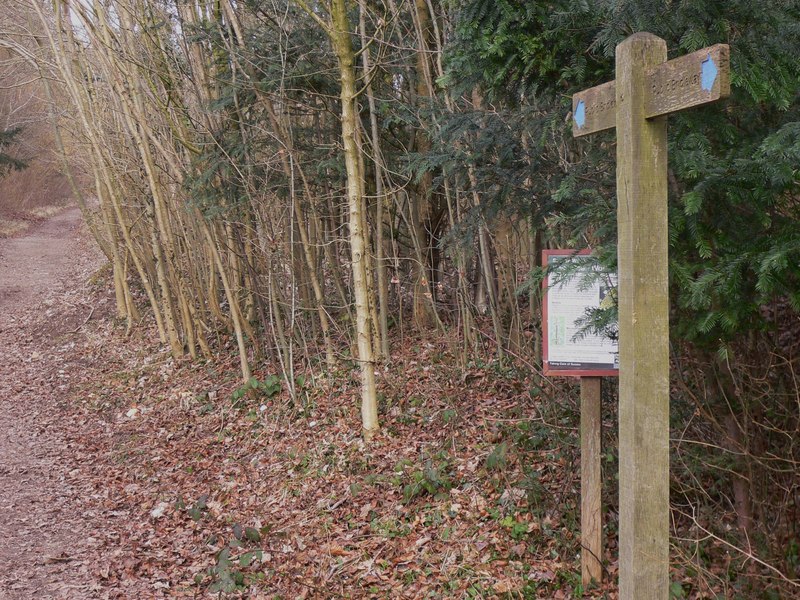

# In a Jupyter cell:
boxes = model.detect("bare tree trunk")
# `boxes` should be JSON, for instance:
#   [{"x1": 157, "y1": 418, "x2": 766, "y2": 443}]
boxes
[
  {"x1": 201, "y1": 216, "x2": 252, "y2": 382},
  {"x1": 328, "y1": 0, "x2": 379, "y2": 439},
  {"x1": 359, "y1": 0, "x2": 390, "y2": 360}
]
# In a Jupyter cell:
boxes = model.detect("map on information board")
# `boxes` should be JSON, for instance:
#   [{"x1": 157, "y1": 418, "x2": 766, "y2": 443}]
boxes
[{"x1": 542, "y1": 250, "x2": 619, "y2": 377}]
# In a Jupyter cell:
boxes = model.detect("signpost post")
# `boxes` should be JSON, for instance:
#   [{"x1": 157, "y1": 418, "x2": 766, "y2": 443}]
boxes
[{"x1": 571, "y1": 33, "x2": 730, "y2": 598}]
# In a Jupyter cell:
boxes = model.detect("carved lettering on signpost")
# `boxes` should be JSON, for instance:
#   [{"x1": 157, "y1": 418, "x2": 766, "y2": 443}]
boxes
[{"x1": 573, "y1": 43, "x2": 730, "y2": 138}]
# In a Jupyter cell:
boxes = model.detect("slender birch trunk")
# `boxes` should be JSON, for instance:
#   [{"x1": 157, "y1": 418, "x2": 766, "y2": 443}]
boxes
[{"x1": 328, "y1": 0, "x2": 379, "y2": 439}]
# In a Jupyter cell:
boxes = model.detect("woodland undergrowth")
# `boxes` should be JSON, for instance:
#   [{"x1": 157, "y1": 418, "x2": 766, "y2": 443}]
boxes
[{"x1": 45, "y1": 269, "x2": 794, "y2": 600}]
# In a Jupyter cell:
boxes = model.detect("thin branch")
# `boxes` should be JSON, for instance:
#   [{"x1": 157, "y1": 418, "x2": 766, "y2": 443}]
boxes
[{"x1": 292, "y1": 0, "x2": 331, "y2": 35}]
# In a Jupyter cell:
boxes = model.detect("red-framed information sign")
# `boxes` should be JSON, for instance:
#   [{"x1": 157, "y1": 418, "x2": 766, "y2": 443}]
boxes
[{"x1": 542, "y1": 250, "x2": 619, "y2": 377}]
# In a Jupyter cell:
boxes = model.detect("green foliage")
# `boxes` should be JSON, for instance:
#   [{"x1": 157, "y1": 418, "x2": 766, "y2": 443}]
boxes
[
  {"x1": 443, "y1": 1, "x2": 602, "y2": 102},
  {"x1": 498, "y1": 514, "x2": 529, "y2": 540},
  {"x1": 442, "y1": 0, "x2": 800, "y2": 350},
  {"x1": 669, "y1": 580, "x2": 687, "y2": 599},
  {"x1": 197, "y1": 523, "x2": 268, "y2": 594},
  {"x1": 181, "y1": 2, "x2": 342, "y2": 221},
  {"x1": 485, "y1": 441, "x2": 508, "y2": 472},
  {"x1": 206, "y1": 547, "x2": 246, "y2": 593},
  {"x1": 231, "y1": 375, "x2": 282, "y2": 408},
  {"x1": 402, "y1": 453, "x2": 454, "y2": 503},
  {"x1": 441, "y1": 408, "x2": 458, "y2": 424},
  {"x1": 179, "y1": 493, "x2": 209, "y2": 522},
  {"x1": 0, "y1": 127, "x2": 27, "y2": 176},
  {"x1": 369, "y1": 515, "x2": 411, "y2": 538}
]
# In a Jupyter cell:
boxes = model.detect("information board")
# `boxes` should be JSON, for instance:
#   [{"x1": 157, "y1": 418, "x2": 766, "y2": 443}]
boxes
[{"x1": 542, "y1": 250, "x2": 619, "y2": 377}]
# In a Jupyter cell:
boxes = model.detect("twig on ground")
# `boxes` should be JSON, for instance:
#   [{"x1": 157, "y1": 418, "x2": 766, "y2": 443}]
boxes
[{"x1": 70, "y1": 306, "x2": 96, "y2": 333}]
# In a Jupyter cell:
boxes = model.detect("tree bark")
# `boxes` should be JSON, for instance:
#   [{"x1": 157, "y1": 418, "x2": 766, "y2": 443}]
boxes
[{"x1": 328, "y1": 0, "x2": 379, "y2": 439}]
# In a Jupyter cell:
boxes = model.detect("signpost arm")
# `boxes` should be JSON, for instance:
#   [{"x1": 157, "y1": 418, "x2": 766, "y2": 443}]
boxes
[
  {"x1": 580, "y1": 376, "x2": 603, "y2": 586},
  {"x1": 615, "y1": 33, "x2": 670, "y2": 598}
]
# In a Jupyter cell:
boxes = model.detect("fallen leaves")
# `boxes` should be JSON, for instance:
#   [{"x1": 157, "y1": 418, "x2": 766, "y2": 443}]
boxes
[{"x1": 3, "y1": 222, "x2": 616, "y2": 598}]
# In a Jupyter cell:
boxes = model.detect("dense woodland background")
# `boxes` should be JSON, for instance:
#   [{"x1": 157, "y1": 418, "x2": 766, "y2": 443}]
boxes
[{"x1": 1, "y1": 0, "x2": 799, "y2": 597}]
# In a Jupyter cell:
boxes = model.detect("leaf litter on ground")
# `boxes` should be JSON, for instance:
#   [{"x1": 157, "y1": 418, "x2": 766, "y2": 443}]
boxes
[{"x1": 16, "y1": 261, "x2": 619, "y2": 598}]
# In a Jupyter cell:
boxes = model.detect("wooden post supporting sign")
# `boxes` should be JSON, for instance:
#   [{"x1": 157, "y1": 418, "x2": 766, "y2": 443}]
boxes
[
  {"x1": 580, "y1": 376, "x2": 602, "y2": 586},
  {"x1": 572, "y1": 33, "x2": 730, "y2": 598}
]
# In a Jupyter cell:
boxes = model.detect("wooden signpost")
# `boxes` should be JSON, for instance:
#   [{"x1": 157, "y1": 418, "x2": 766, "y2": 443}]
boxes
[{"x1": 571, "y1": 33, "x2": 730, "y2": 598}]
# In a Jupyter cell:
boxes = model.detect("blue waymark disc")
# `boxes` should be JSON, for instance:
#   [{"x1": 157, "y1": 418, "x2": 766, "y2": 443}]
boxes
[
  {"x1": 574, "y1": 100, "x2": 586, "y2": 128},
  {"x1": 701, "y1": 54, "x2": 718, "y2": 92}
]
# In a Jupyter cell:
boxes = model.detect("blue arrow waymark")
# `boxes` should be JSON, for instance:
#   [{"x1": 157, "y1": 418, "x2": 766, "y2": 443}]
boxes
[
  {"x1": 701, "y1": 54, "x2": 718, "y2": 92},
  {"x1": 575, "y1": 100, "x2": 586, "y2": 128}
]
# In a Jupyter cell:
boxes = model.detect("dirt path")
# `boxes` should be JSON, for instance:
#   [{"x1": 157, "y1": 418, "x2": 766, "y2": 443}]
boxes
[
  {"x1": 0, "y1": 208, "x2": 111, "y2": 598},
  {"x1": 0, "y1": 208, "x2": 83, "y2": 308}
]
